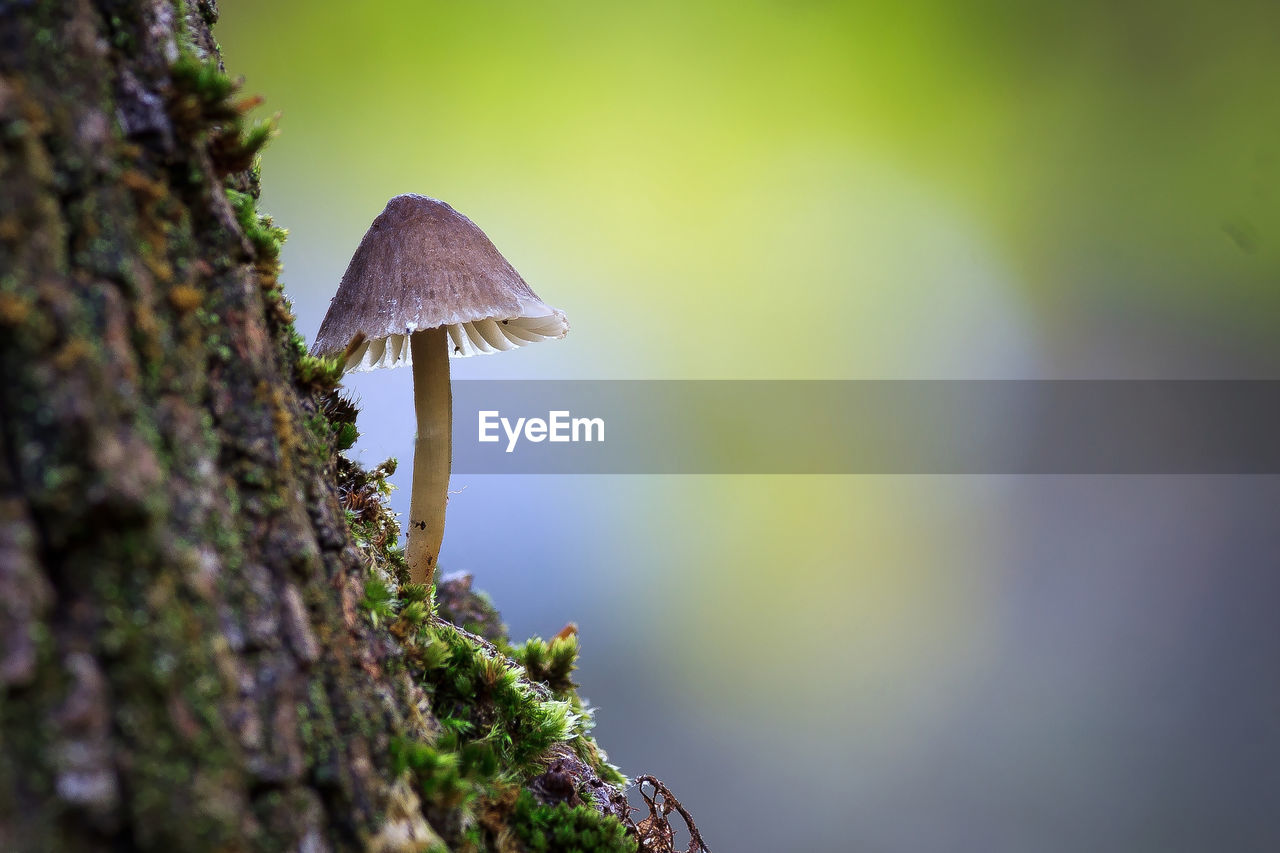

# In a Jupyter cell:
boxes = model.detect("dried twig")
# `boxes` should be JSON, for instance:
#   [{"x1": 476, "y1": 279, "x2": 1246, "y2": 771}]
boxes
[{"x1": 627, "y1": 775, "x2": 711, "y2": 853}]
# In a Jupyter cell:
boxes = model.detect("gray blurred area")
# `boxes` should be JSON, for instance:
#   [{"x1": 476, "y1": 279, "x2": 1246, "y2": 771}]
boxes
[{"x1": 589, "y1": 476, "x2": 1280, "y2": 853}]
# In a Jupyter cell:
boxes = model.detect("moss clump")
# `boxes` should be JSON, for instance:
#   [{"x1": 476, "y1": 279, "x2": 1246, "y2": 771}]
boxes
[
  {"x1": 360, "y1": 576, "x2": 396, "y2": 629},
  {"x1": 512, "y1": 635, "x2": 580, "y2": 699},
  {"x1": 399, "y1": 582, "x2": 432, "y2": 604},
  {"x1": 210, "y1": 115, "x2": 277, "y2": 176},
  {"x1": 295, "y1": 353, "x2": 344, "y2": 394},
  {"x1": 225, "y1": 187, "x2": 286, "y2": 261},
  {"x1": 511, "y1": 792, "x2": 637, "y2": 853},
  {"x1": 510, "y1": 634, "x2": 625, "y2": 787},
  {"x1": 333, "y1": 419, "x2": 359, "y2": 451},
  {"x1": 339, "y1": 457, "x2": 409, "y2": 585},
  {"x1": 390, "y1": 736, "x2": 494, "y2": 814},
  {"x1": 170, "y1": 55, "x2": 237, "y2": 118},
  {"x1": 412, "y1": 622, "x2": 580, "y2": 778}
]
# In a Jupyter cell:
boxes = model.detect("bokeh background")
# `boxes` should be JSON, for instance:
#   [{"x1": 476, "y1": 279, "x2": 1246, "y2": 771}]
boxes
[{"x1": 219, "y1": 2, "x2": 1280, "y2": 850}]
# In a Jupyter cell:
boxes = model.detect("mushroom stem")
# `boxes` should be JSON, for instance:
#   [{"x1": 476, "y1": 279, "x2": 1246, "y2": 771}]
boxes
[{"x1": 408, "y1": 326, "x2": 451, "y2": 586}]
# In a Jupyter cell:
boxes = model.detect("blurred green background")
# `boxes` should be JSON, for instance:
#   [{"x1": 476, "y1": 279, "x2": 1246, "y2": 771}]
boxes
[{"x1": 220, "y1": 2, "x2": 1280, "y2": 850}]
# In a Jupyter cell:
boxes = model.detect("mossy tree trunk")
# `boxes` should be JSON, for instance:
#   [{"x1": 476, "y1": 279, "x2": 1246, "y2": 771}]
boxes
[
  {"x1": 0, "y1": 4, "x2": 638, "y2": 851},
  {"x1": 0, "y1": 1, "x2": 411, "y2": 848}
]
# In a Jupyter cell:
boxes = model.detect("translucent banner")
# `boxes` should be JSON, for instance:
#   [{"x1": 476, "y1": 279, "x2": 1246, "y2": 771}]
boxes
[{"x1": 447, "y1": 381, "x2": 1280, "y2": 474}]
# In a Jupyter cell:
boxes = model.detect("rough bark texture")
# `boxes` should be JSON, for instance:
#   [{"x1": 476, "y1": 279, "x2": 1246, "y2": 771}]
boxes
[{"x1": 0, "y1": 3, "x2": 631, "y2": 851}]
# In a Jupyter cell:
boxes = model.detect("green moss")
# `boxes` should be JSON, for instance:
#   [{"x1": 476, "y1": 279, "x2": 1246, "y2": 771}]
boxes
[
  {"x1": 211, "y1": 117, "x2": 278, "y2": 177},
  {"x1": 240, "y1": 119, "x2": 277, "y2": 157},
  {"x1": 225, "y1": 188, "x2": 287, "y2": 260},
  {"x1": 359, "y1": 577, "x2": 396, "y2": 629},
  {"x1": 333, "y1": 420, "x2": 359, "y2": 451},
  {"x1": 508, "y1": 633, "x2": 625, "y2": 785},
  {"x1": 389, "y1": 737, "x2": 485, "y2": 812},
  {"x1": 399, "y1": 583, "x2": 432, "y2": 604},
  {"x1": 171, "y1": 56, "x2": 236, "y2": 111},
  {"x1": 60, "y1": 524, "x2": 248, "y2": 849},
  {"x1": 295, "y1": 353, "x2": 343, "y2": 393},
  {"x1": 399, "y1": 600, "x2": 430, "y2": 626},
  {"x1": 303, "y1": 411, "x2": 333, "y2": 455},
  {"x1": 511, "y1": 792, "x2": 637, "y2": 853},
  {"x1": 512, "y1": 635, "x2": 580, "y2": 699},
  {"x1": 336, "y1": 456, "x2": 408, "y2": 585},
  {"x1": 421, "y1": 623, "x2": 578, "y2": 777},
  {"x1": 288, "y1": 327, "x2": 309, "y2": 359}
]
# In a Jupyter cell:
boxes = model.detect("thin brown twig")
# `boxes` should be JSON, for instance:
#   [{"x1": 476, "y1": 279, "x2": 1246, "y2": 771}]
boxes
[{"x1": 628, "y1": 775, "x2": 711, "y2": 853}]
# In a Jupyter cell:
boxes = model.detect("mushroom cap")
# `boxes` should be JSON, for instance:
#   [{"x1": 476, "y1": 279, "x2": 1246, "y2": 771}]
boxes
[{"x1": 311, "y1": 194, "x2": 569, "y2": 372}]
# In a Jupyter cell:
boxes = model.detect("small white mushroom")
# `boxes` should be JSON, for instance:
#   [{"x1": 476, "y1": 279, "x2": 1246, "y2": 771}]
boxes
[{"x1": 312, "y1": 195, "x2": 569, "y2": 587}]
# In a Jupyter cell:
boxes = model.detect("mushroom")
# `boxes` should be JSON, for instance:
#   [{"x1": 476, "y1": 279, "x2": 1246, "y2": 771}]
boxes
[{"x1": 312, "y1": 194, "x2": 568, "y2": 586}]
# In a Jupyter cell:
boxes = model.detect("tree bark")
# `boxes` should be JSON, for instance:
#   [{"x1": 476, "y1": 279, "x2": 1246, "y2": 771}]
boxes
[{"x1": 0, "y1": 3, "x2": 631, "y2": 851}]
